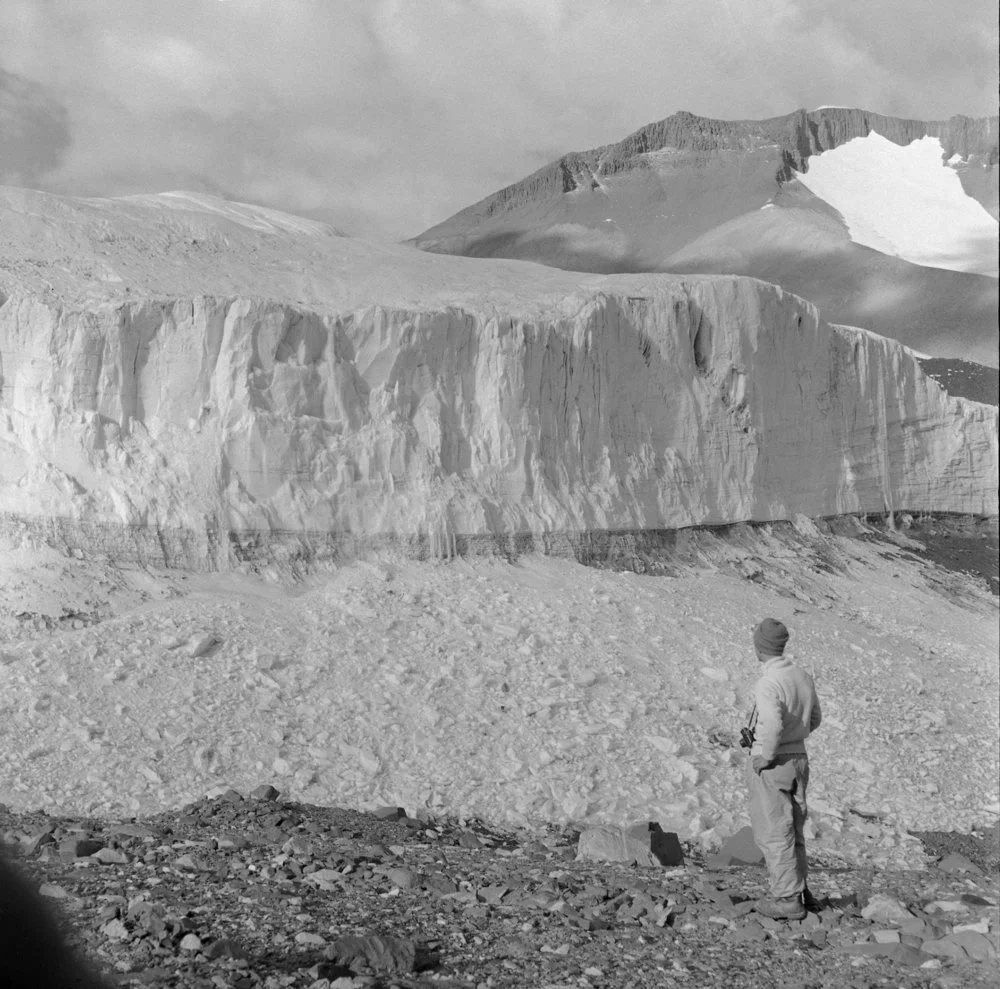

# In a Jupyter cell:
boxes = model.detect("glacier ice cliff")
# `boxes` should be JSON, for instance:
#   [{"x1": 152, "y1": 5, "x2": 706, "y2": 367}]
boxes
[{"x1": 1, "y1": 272, "x2": 996, "y2": 568}]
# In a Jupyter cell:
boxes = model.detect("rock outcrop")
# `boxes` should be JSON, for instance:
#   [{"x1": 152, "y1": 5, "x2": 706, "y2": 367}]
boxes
[{"x1": 0, "y1": 191, "x2": 995, "y2": 569}]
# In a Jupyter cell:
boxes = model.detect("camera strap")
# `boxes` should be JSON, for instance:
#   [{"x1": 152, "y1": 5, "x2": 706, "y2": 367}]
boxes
[{"x1": 747, "y1": 704, "x2": 757, "y2": 731}]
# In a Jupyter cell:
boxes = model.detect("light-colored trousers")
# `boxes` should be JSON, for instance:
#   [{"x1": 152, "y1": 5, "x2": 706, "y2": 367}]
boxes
[{"x1": 747, "y1": 752, "x2": 810, "y2": 898}]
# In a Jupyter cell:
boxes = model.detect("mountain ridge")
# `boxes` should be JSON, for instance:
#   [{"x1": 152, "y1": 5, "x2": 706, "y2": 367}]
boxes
[{"x1": 422, "y1": 107, "x2": 999, "y2": 230}]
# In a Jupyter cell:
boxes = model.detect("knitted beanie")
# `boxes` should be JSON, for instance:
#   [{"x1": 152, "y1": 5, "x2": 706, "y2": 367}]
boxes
[{"x1": 754, "y1": 618, "x2": 789, "y2": 657}]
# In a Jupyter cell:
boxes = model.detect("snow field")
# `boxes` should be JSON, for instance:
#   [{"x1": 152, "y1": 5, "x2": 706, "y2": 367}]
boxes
[
  {"x1": 0, "y1": 537, "x2": 997, "y2": 872},
  {"x1": 795, "y1": 133, "x2": 999, "y2": 276}
]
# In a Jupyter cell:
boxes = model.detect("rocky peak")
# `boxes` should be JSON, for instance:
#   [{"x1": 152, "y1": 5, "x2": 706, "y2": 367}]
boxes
[
  {"x1": 788, "y1": 108, "x2": 999, "y2": 170},
  {"x1": 455, "y1": 108, "x2": 999, "y2": 221}
]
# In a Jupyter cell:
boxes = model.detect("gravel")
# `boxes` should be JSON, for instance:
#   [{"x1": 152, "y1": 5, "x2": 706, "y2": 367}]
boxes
[{"x1": 2, "y1": 790, "x2": 998, "y2": 989}]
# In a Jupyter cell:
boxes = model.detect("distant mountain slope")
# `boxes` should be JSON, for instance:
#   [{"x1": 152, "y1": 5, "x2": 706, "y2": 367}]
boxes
[
  {"x1": 917, "y1": 358, "x2": 1000, "y2": 406},
  {"x1": 663, "y1": 188, "x2": 998, "y2": 365},
  {"x1": 413, "y1": 108, "x2": 999, "y2": 367}
]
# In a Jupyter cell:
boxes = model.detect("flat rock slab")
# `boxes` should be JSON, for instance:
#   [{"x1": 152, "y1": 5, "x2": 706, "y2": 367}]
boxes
[
  {"x1": 938, "y1": 851, "x2": 985, "y2": 875},
  {"x1": 836, "y1": 941, "x2": 930, "y2": 966},
  {"x1": 577, "y1": 823, "x2": 683, "y2": 867},
  {"x1": 323, "y1": 935, "x2": 438, "y2": 974},
  {"x1": 922, "y1": 936, "x2": 972, "y2": 960},
  {"x1": 861, "y1": 893, "x2": 915, "y2": 926},
  {"x1": 941, "y1": 930, "x2": 998, "y2": 961}
]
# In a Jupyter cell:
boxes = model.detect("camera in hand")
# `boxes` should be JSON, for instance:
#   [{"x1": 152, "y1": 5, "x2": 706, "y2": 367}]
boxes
[{"x1": 740, "y1": 705, "x2": 758, "y2": 750}]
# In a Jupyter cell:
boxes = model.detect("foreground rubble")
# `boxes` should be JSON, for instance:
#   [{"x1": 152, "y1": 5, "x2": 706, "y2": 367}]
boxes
[{"x1": 2, "y1": 790, "x2": 997, "y2": 989}]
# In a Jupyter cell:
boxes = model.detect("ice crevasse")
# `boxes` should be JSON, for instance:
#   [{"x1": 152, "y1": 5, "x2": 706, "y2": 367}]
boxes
[{"x1": 0, "y1": 275, "x2": 996, "y2": 567}]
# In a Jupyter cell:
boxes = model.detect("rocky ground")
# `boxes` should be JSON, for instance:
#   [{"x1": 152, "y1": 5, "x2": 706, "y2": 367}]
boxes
[
  {"x1": 1, "y1": 514, "x2": 996, "y2": 987},
  {"x1": 886, "y1": 514, "x2": 999, "y2": 597},
  {"x1": 3, "y1": 789, "x2": 998, "y2": 989}
]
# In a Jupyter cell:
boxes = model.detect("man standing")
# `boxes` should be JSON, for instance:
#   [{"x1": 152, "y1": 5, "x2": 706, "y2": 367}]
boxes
[{"x1": 746, "y1": 618, "x2": 822, "y2": 920}]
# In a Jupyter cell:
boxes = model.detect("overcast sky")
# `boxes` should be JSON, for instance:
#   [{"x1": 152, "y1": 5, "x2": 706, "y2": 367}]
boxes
[{"x1": 2, "y1": 0, "x2": 997, "y2": 240}]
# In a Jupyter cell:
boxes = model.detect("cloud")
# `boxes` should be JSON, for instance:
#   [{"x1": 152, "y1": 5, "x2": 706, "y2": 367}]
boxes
[
  {"x1": 0, "y1": 0, "x2": 996, "y2": 240},
  {"x1": 0, "y1": 68, "x2": 71, "y2": 184}
]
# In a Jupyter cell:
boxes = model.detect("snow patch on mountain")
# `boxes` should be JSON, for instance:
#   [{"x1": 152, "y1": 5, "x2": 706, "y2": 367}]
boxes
[{"x1": 795, "y1": 134, "x2": 998, "y2": 277}]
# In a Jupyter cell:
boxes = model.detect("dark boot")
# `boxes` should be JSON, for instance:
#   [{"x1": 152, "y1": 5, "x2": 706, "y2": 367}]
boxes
[
  {"x1": 802, "y1": 885, "x2": 823, "y2": 913},
  {"x1": 754, "y1": 894, "x2": 807, "y2": 921}
]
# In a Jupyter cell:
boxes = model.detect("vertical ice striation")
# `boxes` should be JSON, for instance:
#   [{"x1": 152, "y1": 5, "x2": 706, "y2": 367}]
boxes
[{"x1": 1, "y1": 273, "x2": 995, "y2": 568}]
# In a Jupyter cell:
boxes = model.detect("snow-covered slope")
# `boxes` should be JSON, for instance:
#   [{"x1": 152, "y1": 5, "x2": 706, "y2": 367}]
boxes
[
  {"x1": 661, "y1": 188, "x2": 999, "y2": 364},
  {"x1": 120, "y1": 190, "x2": 347, "y2": 237},
  {"x1": 794, "y1": 134, "x2": 998, "y2": 276},
  {"x1": 1, "y1": 523, "x2": 997, "y2": 863},
  {"x1": 0, "y1": 189, "x2": 996, "y2": 569}
]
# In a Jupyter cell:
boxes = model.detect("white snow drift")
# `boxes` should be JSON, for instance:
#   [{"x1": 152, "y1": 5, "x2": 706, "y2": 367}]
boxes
[{"x1": 795, "y1": 133, "x2": 999, "y2": 277}]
